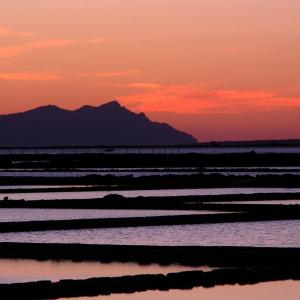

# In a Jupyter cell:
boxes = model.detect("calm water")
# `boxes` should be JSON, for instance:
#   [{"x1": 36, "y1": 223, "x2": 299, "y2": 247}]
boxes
[
  {"x1": 210, "y1": 167, "x2": 300, "y2": 170},
  {"x1": 0, "y1": 220, "x2": 299, "y2": 247},
  {"x1": 0, "y1": 167, "x2": 200, "y2": 171},
  {"x1": 2, "y1": 188, "x2": 300, "y2": 201},
  {"x1": 59, "y1": 280, "x2": 300, "y2": 300},
  {"x1": 0, "y1": 185, "x2": 89, "y2": 190},
  {"x1": 204, "y1": 172, "x2": 300, "y2": 176},
  {"x1": 0, "y1": 259, "x2": 210, "y2": 284},
  {"x1": 207, "y1": 200, "x2": 300, "y2": 205},
  {"x1": 0, "y1": 209, "x2": 219, "y2": 222},
  {"x1": 0, "y1": 171, "x2": 196, "y2": 177}
]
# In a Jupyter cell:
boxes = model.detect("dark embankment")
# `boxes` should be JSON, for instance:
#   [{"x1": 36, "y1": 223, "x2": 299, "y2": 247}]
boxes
[
  {"x1": 1, "y1": 266, "x2": 300, "y2": 299},
  {"x1": 0, "y1": 243, "x2": 300, "y2": 266},
  {"x1": 3, "y1": 167, "x2": 300, "y2": 173},
  {"x1": 2, "y1": 153, "x2": 300, "y2": 168},
  {"x1": 0, "y1": 210, "x2": 300, "y2": 232},
  {"x1": 2, "y1": 174, "x2": 300, "y2": 189},
  {"x1": 1, "y1": 193, "x2": 300, "y2": 209}
]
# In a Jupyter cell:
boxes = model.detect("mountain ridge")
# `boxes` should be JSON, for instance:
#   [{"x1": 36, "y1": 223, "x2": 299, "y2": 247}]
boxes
[{"x1": 0, "y1": 101, "x2": 197, "y2": 146}]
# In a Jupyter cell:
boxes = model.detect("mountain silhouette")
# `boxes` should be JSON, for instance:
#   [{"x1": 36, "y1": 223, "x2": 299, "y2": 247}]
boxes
[{"x1": 0, "y1": 101, "x2": 197, "y2": 146}]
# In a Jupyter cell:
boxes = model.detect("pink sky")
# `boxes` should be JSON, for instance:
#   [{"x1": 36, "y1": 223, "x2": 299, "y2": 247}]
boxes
[{"x1": 1, "y1": 0, "x2": 300, "y2": 141}]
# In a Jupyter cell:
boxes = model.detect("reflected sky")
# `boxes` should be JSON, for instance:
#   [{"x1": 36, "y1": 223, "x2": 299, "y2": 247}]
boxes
[
  {"x1": 0, "y1": 208, "x2": 221, "y2": 222},
  {"x1": 0, "y1": 220, "x2": 299, "y2": 247},
  {"x1": 2, "y1": 187, "x2": 300, "y2": 201},
  {"x1": 57, "y1": 280, "x2": 300, "y2": 300},
  {"x1": 0, "y1": 258, "x2": 211, "y2": 284}
]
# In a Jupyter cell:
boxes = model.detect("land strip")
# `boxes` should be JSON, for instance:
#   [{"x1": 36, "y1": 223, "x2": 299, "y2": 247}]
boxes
[
  {"x1": 2, "y1": 153, "x2": 300, "y2": 168},
  {"x1": 0, "y1": 243, "x2": 299, "y2": 266},
  {"x1": 0, "y1": 193, "x2": 299, "y2": 209},
  {"x1": 2, "y1": 174, "x2": 300, "y2": 189}
]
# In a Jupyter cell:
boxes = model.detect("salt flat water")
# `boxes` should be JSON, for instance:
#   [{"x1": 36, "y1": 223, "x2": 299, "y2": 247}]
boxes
[
  {"x1": 1, "y1": 187, "x2": 300, "y2": 201},
  {"x1": 0, "y1": 185, "x2": 89, "y2": 190},
  {"x1": 0, "y1": 209, "x2": 219, "y2": 222},
  {"x1": 207, "y1": 200, "x2": 300, "y2": 205},
  {"x1": 0, "y1": 220, "x2": 299, "y2": 247},
  {"x1": 0, "y1": 259, "x2": 209, "y2": 284},
  {"x1": 0, "y1": 171, "x2": 196, "y2": 177},
  {"x1": 59, "y1": 280, "x2": 300, "y2": 300},
  {"x1": 210, "y1": 167, "x2": 300, "y2": 170},
  {"x1": 204, "y1": 172, "x2": 300, "y2": 176}
]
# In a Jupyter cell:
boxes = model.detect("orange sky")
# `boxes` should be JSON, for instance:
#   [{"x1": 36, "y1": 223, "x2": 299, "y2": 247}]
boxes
[{"x1": 1, "y1": 0, "x2": 300, "y2": 141}]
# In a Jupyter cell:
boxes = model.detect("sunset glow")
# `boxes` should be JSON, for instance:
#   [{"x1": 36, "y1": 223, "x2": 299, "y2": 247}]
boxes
[{"x1": 1, "y1": 0, "x2": 300, "y2": 141}]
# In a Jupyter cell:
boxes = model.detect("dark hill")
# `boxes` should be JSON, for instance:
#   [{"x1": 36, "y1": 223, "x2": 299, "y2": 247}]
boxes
[{"x1": 0, "y1": 101, "x2": 197, "y2": 146}]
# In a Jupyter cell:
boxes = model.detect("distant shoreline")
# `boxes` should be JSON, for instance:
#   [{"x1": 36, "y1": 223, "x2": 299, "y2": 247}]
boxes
[{"x1": 2, "y1": 142, "x2": 300, "y2": 149}]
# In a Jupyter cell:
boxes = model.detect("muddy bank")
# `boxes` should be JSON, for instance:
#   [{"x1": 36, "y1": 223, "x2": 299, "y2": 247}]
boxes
[
  {"x1": 3, "y1": 167, "x2": 300, "y2": 173},
  {"x1": 2, "y1": 174, "x2": 300, "y2": 189},
  {"x1": 0, "y1": 266, "x2": 300, "y2": 299},
  {"x1": 0, "y1": 243, "x2": 299, "y2": 267},
  {"x1": 0, "y1": 210, "x2": 299, "y2": 232}
]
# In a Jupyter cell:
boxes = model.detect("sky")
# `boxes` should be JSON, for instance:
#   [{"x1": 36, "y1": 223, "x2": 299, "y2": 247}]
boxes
[{"x1": 1, "y1": 0, "x2": 300, "y2": 141}]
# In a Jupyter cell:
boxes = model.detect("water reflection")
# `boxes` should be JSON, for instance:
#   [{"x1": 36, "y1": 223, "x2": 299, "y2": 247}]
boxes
[
  {"x1": 0, "y1": 220, "x2": 299, "y2": 247},
  {"x1": 0, "y1": 259, "x2": 210, "y2": 284},
  {"x1": 0, "y1": 171, "x2": 198, "y2": 177},
  {"x1": 0, "y1": 208, "x2": 220, "y2": 223},
  {"x1": 58, "y1": 280, "x2": 300, "y2": 300},
  {"x1": 2, "y1": 187, "x2": 300, "y2": 201},
  {"x1": 207, "y1": 200, "x2": 300, "y2": 205},
  {"x1": 0, "y1": 185, "x2": 88, "y2": 190}
]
